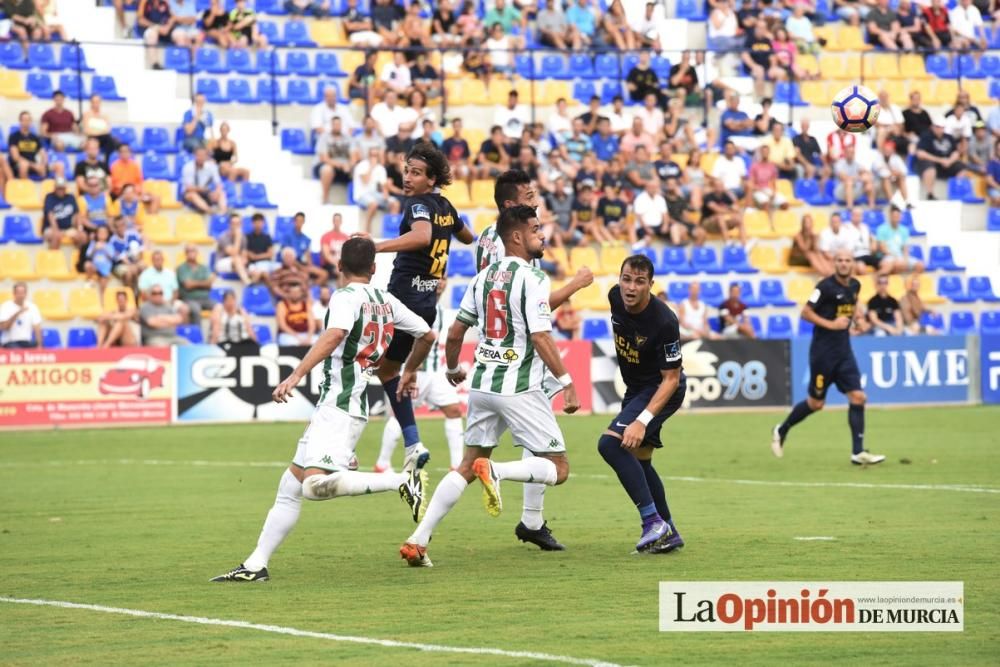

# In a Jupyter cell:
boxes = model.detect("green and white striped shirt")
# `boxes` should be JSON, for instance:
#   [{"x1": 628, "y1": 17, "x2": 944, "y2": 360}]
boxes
[
  {"x1": 421, "y1": 303, "x2": 445, "y2": 373},
  {"x1": 475, "y1": 224, "x2": 505, "y2": 272},
  {"x1": 317, "y1": 283, "x2": 431, "y2": 419},
  {"x1": 457, "y1": 256, "x2": 553, "y2": 395}
]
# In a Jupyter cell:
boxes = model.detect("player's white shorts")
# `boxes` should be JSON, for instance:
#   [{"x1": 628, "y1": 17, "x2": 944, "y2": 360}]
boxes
[
  {"x1": 292, "y1": 404, "x2": 366, "y2": 472},
  {"x1": 465, "y1": 389, "x2": 566, "y2": 454},
  {"x1": 413, "y1": 371, "x2": 459, "y2": 410}
]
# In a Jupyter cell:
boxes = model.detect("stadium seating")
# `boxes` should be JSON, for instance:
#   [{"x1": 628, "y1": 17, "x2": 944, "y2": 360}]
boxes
[
  {"x1": 254, "y1": 324, "x2": 273, "y2": 345},
  {"x1": 721, "y1": 245, "x2": 757, "y2": 274},
  {"x1": 797, "y1": 318, "x2": 814, "y2": 336},
  {"x1": 67, "y1": 327, "x2": 98, "y2": 348},
  {"x1": 927, "y1": 246, "x2": 963, "y2": 271},
  {"x1": 243, "y1": 285, "x2": 276, "y2": 316},
  {"x1": 68, "y1": 288, "x2": 102, "y2": 319},
  {"x1": 36, "y1": 249, "x2": 74, "y2": 281},
  {"x1": 667, "y1": 281, "x2": 690, "y2": 303},
  {"x1": 766, "y1": 315, "x2": 794, "y2": 339},
  {"x1": 759, "y1": 279, "x2": 795, "y2": 307},
  {"x1": 662, "y1": 247, "x2": 694, "y2": 275},
  {"x1": 177, "y1": 324, "x2": 204, "y2": 344},
  {"x1": 981, "y1": 312, "x2": 1000, "y2": 336},
  {"x1": 967, "y1": 277, "x2": 1000, "y2": 303},
  {"x1": 582, "y1": 318, "x2": 610, "y2": 340},
  {"x1": 948, "y1": 311, "x2": 976, "y2": 335},
  {"x1": 988, "y1": 209, "x2": 1000, "y2": 232},
  {"x1": 447, "y1": 250, "x2": 477, "y2": 277},
  {"x1": 33, "y1": 289, "x2": 71, "y2": 320},
  {"x1": 0, "y1": 247, "x2": 36, "y2": 279},
  {"x1": 937, "y1": 276, "x2": 973, "y2": 303},
  {"x1": 3, "y1": 215, "x2": 41, "y2": 243}
]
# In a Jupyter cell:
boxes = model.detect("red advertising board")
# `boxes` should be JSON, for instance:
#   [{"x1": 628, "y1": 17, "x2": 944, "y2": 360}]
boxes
[{"x1": 0, "y1": 347, "x2": 173, "y2": 428}]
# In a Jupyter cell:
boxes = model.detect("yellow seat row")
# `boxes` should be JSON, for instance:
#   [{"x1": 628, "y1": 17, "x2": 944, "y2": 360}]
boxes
[{"x1": 140, "y1": 214, "x2": 214, "y2": 245}]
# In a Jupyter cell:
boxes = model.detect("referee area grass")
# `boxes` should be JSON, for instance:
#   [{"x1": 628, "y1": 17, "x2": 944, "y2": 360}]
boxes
[{"x1": 1, "y1": 405, "x2": 998, "y2": 665}]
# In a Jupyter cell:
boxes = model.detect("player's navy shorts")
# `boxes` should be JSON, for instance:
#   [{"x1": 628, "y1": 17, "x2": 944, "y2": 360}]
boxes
[
  {"x1": 808, "y1": 351, "x2": 862, "y2": 400},
  {"x1": 385, "y1": 292, "x2": 437, "y2": 363},
  {"x1": 607, "y1": 376, "x2": 687, "y2": 449}
]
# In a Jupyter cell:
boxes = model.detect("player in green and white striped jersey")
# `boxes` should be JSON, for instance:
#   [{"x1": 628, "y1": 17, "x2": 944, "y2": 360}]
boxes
[
  {"x1": 400, "y1": 206, "x2": 580, "y2": 568},
  {"x1": 476, "y1": 169, "x2": 596, "y2": 552},
  {"x1": 212, "y1": 238, "x2": 437, "y2": 583}
]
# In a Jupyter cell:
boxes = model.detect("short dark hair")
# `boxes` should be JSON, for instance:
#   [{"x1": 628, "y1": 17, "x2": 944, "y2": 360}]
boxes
[
  {"x1": 406, "y1": 141, "x2": 452, "y2": 188},
  {"x1": 621, "y1": 254, "x2": 655, "y2": 280},
  {"x1": 251, "y1": 212, "x2": 265, "y2": 223},
  {"x1": 53, "y1": 90, "x2": 65, "y2": 98},
  {"x1": 494, "y1": 169, "x2": 531, "y2": 210},
  {"x1": 340, "y1": 237, "x2": 377, "y2": 277},
  {"x1": 293, "y1": 212, "x2": 305, "y2": 220},
  {"x1": 496, "y1": 205, "x2": 536, "y2": 243}
]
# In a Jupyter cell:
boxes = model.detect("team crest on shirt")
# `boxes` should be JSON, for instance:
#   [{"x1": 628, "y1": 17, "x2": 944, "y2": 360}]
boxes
[
  {"x1": 635, "y1": 335, "x2": 647, "y2": 347},
  {"x1": 537, "y1": 300, "x2": 551, "y2": 317},
  {"x1": 664, "y1": 340, "x2": 681, "y2": 362},
  {"x1": 411, "y1": 203, "x2": 431, "y2": 220}
]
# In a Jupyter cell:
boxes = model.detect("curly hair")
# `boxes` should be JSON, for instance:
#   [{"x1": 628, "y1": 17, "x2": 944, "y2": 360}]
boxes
[{"x1": 406, "y1": 141, "x2": 452, "y2": 189}]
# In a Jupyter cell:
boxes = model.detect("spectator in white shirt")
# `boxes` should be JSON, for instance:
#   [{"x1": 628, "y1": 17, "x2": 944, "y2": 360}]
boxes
[
  {"x1": 818, "y1": 212, "x2": 858, "y2": 259},
  {"x1": 948, "y1": 0, "x2": 987, "y2": 49},
  {"x1": 943, "y1": 103, "x2": 974, "y2": 139},
  {"x1": 370, "y1": 90, "x2": 410, "y2": 138},
  {"x1": 309, "y1": 87, "x2": 356, "y2": 137},
  {"x1": 137, "y1": 250, "x2": 180, "y2": 302},
  {"x1": 352, "y1": 147, "x2": 399, "y2": 231},
  {"x1": 494, "y1": 89, "x2": 530, "y2": 140},
  {"x1": 180, "y1": 147, "x2": 226, "y2": 213},
  {"x1": 379, "y1": 50, "x2": 414, "y2": 97},
  {"x1": 605, "y1": 95, "x2": 631, "y2": 136},
  {"x1": 547, "y1": 98, "x2": 573, "y2": 141},
  {"x1": 634, "y1": 92, "x2": 665, "y2": 137},
  {"x1": 871, "y1": 139, "x2": 911, "y2": 206},
  {"x1": 710, "y1": 140, "x2": 748, "y2": 196},
  {"x1": 0, "y1": 282, "x2": 43, "y2": 348},
  {"x1": 632, "y1": 177, "x2": 669, "y2": 244}
]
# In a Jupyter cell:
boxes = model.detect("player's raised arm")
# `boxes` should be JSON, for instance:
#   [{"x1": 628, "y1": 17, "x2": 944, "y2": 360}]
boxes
[
  {"x1": 375, "y1": 219, "x2": 432, "y2": 253},
  {"x1": 387, "y1": 292, "x2": 437, "y2": 399},
  {"x1": 444, "y1": 279, "x2": 478, "y2": 386},
  {"x1": 454, "y1": 217, "x2": 474, "y2": 244},
  {"x1": 525, "y1": 272, "x2": 579, "y2": 413},
  {"x1": 272, "y1": 327, "x2": 347, "y2": 403},
  {"x1": 549, "y1": 266, "x2": 594, "y2": 309}
]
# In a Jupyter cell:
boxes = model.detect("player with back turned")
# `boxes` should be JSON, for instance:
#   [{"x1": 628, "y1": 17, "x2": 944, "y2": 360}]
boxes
[
  {"x1": 601, "y1": 255, "x2": 686, "y2": 554},
  {"x1": 373, "y1": 142, "x2": 475, "y2": 474},
  {"x1": 771, "y1": 248, "x2": 886, "y2": 465}
]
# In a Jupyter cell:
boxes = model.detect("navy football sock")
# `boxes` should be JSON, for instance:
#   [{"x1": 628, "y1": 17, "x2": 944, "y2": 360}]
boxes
[
  {"x1": 779, "y1": 400, "x2": 814, "y2": 437},
  {"x1": 383, "y1": 377, "x2": 421, "y2": 447},
  {"x1": 848, "y1": 403, "x2": 865, "y2": 455},
  {"x1": 639, "y1": 459, "x2": 671, "y2": 522},
  {"x1": 598, "y1": 435, "x2": 657, "y2": 521}
]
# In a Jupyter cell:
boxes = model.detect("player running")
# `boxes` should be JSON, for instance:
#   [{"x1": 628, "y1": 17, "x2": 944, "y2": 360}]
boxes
[
  {"x1": 211, "y1": 238, "x2": 436, "y2": 582},
  {"x1": 771, "y1": 249, "x2": 885, "y2": 465},
  {"x1": 373, "y1": 142, "x2": 474, "y2": 475},
  {"x1": 476, "y1": 169, "x2": 594, "y2": 551},
  {"x1": 600, "y1": 254, "x2": 686, "y2": 554},
  {"x1": 400, "y1": 205, "x2": 580, "y2": 568},
  {"x1": 376, "y1": 278, "x2": 464, "y2": 472}
]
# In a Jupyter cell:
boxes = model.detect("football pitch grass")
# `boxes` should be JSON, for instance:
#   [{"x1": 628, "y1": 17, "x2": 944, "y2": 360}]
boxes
[{"x1": 2, "y1": 405, "x2": 998, "y2": 665}]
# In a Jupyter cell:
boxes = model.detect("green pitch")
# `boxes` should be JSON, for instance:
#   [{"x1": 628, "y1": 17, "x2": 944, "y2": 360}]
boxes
[{"x1": 2, "y1": 406, "x2": 998, "y2": 665}]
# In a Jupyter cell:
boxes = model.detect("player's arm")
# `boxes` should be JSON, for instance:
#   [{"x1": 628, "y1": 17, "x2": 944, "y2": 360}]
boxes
[
  {"x1": 549, "y1": 266, "x2": 594, "y2": 309},
  {"x1": 454, "y1": 215, "x2": 474, "y2": 244},
  {"x1": 526, "y1": 273, "x2": 579, "y2": 413},
  {"x1": 622, "y1": 367, "x2": 681, "y2": 449},
  {"x1": 272, "y1": 327, "x2": 348, "y2": 403},
  {"x1": 444, "y1": 278, "x2": 479, "y2": 386},
  {"x1": 801, "y1": 288, "x2": 850, "y2": 331},
  {"x1": 389, "y1": 293, "x2": 436, "y2": 398},
  {"x1": 530, "y1": 331, "x2": 579, "y2": 414},
  {"x1": 375, "y1": 219, "x2": 432, "y2": 253}
]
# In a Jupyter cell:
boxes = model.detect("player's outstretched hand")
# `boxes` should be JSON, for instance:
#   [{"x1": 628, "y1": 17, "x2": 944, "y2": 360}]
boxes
[
  {"x1": 272, "y1": 374, "x2": 300, "y2": 403},
  {"x1": 562, "y1": 385, "x2": 580, "y2": 414},
  {"x1": 831, "y1": 316, "x2": 852, "y2": 330},
  {"x1": 621, "y1": 422, "x2": 646, "y2": 449},
  {"x1": 573, "y1": 266, "x2": 594, "y2": 289},
  {"x1": 397, "y1": 370, "x2": 419, "y2": 400},
  {"x1": 446, "y1": 367, "x2": 467, "y2": 387}
]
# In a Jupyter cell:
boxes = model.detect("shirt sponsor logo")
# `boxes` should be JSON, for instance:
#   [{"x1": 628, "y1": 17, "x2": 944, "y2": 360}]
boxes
[
  {"x1": 476, "y1": 344, "x2": 520, "y2": 365},
  {"x1": 664, "y1": 340, "x2": 680, "y2": 362},
  {"x1": 410, "y1": 276, "x2": 439, "y2": 292}
]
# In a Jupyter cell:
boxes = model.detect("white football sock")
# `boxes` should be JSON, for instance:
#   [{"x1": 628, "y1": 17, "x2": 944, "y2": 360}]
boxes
[
  {"x1": 377, "y1": 417, "x2": 402, "y2": 470},
  {"x1": 520, "y1": 450, "x2": 546, "y2": 530},
  {"x1": 244, "y1": 469, "x2": 301, "y2": 572},
  {"x1": 444, "y1": 417, "x2": 464, "y2": 469},
  {"x1": 409, "y1": 470, "x2": 468, "y2": 546},
  {"x1": 302, "y1": 470, "x2": 407, "y2": 499},
  {"x1": 491, "y1": 456, "x2": 558, "y2": 485}
]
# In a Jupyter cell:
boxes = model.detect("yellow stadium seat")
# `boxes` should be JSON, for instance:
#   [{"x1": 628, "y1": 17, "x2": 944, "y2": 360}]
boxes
[
  {"x1": 570, "y1": 246, "x2": 602, "y2": 273},
  {"x1": 780, "y1": 247, "x2": 811, "y2": 273},
  {"x1": 772, "y1": 209, "x2": 800, "y2": 237},
  {"x1": 176, "y1": 213, "x2": 213, "y2": 244},
  {"x1": 464, "y1": 128, "x2": 487, "y2": 151},
  {"x1": 858, "y1": 276, "x2": 876, "y2": 305},
  {"x1": 444, "y1": 80, "x2": 470, "y2": 106},
  {"x1": 103, "y1": 286, "x2": 135, "y2": 312},
  {"x1": 142, "y1": 215, "x2": 176, "y2": 244},
  {"x1": 33, "y1": 289, "x2": 71, "y2": 320},
  {"x1": 473, "y1": 212, "x2": 495, "y2": 234},
  {"x1": 787, "y1": 276, "x2": 815, "y2": 303},
  {"x1": 745, "y1": 209, "x2": 776, "y2": 239},
  {"x1": 670, "y1": 153, "x2": 690, "y2": 169},
  {"x1": 907, "y1": 79, "x2": 933, "y2": 102},
  {"x1": 882, "y1": 80, "x2": 908, "y2": 105},
  {"x1": 40, "y1": 179, "x2": 55, "y2": 197},
  {"x1": 898, "y1": 54, "x2": 927, "y2": 79},
  {"x1": 838, "y1": 27, "x2": 870, "y2": 52},
  {"x1": 0, "y1": 70, "x2": 29, "y2": 99},
  {"x1": 471, "y1": 180, "x2": 494, "y2": 204},
  {"x1": 776, "y1": 180, "x2": 802, "y2": 208},
  {"x1": 5, "y1": 180, "x2": 42, "y2": 209},
  {"x1": 601, "y1": 245, "x2": 629, "y2": 275},
  {"x1": 486, "y1": 82, "x2": 513, "y2": 106},
  {"x1": 574, "y1": 281, "x2": 610, "y2": 311},
  {"x1": 67, "y1": 287, "x2": 101, "y2": 318},
  {"x1": 700, "y1": 152, "x2": 719, "y2": 175},
  {"x1": 920, "y1": 278, "x2": 945, "y2": 305},
  {"x1": 928, "y1": 80, "x2": 958, "y2": 106},
  {"x1": 36, "y1": 249, "x2": 74, "y2": 281},
  {"x1": 144, "y1": 180, "x2": 181, "y2": 209},
  {"x1": 810, "y1": 211, "x2": 830, "y2": 233},
  {"x1": 812, "y1": 25, "x2": 837, "y2": 48},
  {"x1": 796, "y1": 54, "x2": 819, "y2": 78},
  {"x1": 338, "y1": 50, "x2": 365, "y2": 74},
  {"x1": 547, "y1": 247, "x2": 569, "y2": 272},
  {"x1": 442, "y1": 184, "x2": 472, "y2": 209},
  {"x1": 0, "y1": 248, "x2": 37, "y2": 279},
  {"x1": 749, "y1": 245, "x2": 791, "y2": 274},
  {"x1": 867, "y1": 53, "x2": 901, "y2": 79},
  {"x1": 961, "y1": 81, "x2": 989, "y2": 106},
  {"x1": 800, "y1": 81, "x2": 828, "y2": 106},
  {"x1": 310, "y1": 20, "x2": 346, "y2": 47},
  {"x1": 819, "y1": 54, "x2": 845, "y2": 78}
]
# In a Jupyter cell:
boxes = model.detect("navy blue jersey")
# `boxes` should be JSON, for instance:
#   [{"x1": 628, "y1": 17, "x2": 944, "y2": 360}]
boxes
[
  {"x1": 609, "y1": 286, "x2": 682, "y2": 390},
  {"x1": 807, "y1": 275, "x2": 860, "y2": 358},
  {"x1": 388, "y1": 192, "x2": 464, "y2": 309}
]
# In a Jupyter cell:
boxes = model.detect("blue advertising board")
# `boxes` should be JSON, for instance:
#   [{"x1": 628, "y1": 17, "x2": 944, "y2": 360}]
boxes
[
  {"x1": 981, "y1": 336, "x2": 1000, "y2": 405},
  {"x1": 791, "y1": 335, "x2": 972, "y2": 405}
]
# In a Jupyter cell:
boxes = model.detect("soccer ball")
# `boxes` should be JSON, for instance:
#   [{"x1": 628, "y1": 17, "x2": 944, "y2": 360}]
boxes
[{"x1": 830, "y1": 85, "x2": 880, "y2": 133}]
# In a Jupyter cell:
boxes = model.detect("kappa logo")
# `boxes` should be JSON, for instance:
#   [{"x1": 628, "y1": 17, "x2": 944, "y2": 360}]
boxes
[
  {"x1": 548, "y1": 438, "x2": 561, "y2": 449},
  {"x1": 320, "y1": 455, "x2": 333, "y2": 465}
]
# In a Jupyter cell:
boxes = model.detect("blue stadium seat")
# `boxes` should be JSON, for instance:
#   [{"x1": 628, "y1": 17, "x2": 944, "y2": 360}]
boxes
[
  {"x1": 3, "y1": 215, "x2": 42, "y2": 243},
  {"x1": 758, "y1": 279, "x2": 795, "y2": 306},
  {"x1": 637, "y1": 246, "x2": 666, "y2": 274},
  {"x1": 572, "y1": 80, "x2": 597, "y2": 104},
  {"x1": 222, "y1": 180, "x2": 244, "y2": 209},
  {"x1": 797, "y1": 318, "x2": 814, "y2": 336},
  {"x1": 721, "y1": 245, "x2": 757, "y2": 273},
  {"x1": 280, "y1": 128, "x2": 313, "y2": 155},
  {"x1": 447, "y1": 249, "x2": 477, "y2": 277},
  {"x1": 927, "y1": 245, "x2": 962, "y2": 271},
  {"x1": 667, "y1": 281, "x2": 690, "y2": 302},
  {"x1": 194, "y1": 47, "x2": 226, "y2": 73},
  {"x1": 315, "y1": 52, "x2": 346, "y2": 77},
  {"x1": 675, "y1": 0, "x2": 707, "y2": 19},
  {"x1": 766, "y1": 315, "x2": 793, "y2": 339},
  {"x1": 793, "y1": 178, "x2": 833, "y2": 205},
  {"x1": 41, "y1": 328, "x2": 62, "y2": 348},
  {"x1": 947, "y1": 176, "x2": 984, "y2": 203},
  {"x1": 256, "y1": 79, "x2": 288, "y2": 105},
  {"x1": 540, "y1": 54, "x2": 571, "y2": 80},
  {"x1": 514, "y1": 53, "x2": 535, "y2": 79},
  {"x1": 208, "y1": 215, "x2": 230, "y2": 239},
  {"x1": 708, "y1": 316, "x2": 721, "y2": 332},
  {"x1": 981, "y1": 311, "x2": 1000, "y2": 335},
  {"x1": 908, "y1": 245, "x2": 924, "y2": 263},
  {"x1": 569, "y1": 54, "x2": 596, "y2": 79},
  {"x1": 67, "y1": 327, "x2": 97, "y2": 348},
  {"x1": 28, "y1": 43, "x2": 59, "y2": 70},
  {"x1": 730, "y1": 280, "x2": 761, "y2": 307},
  {"x1": 164, "y1": 47, "x2": 193, "y2": 71},
  {"x1": 142, "y1": 153, "x2": 172, "y2": 180},
  {"x1": 243, "y1": 285, "x2": 276, "y2": 316},
  {"x1": 690, "y1": 246, "x2": 724, "y2": 274},
  {"x1": 774, "y1": 81, "x2": 807, "y2": 107},
  {"x1": 284, "y1": 20, "x2": 316, "y2": 46},
  {"x1": 622, "y1": 53, "x2": 640, "y2": 74},
  {"x1": 990, "y1": 79, "x2": 1000, "y2": 100},
  {"x1": 582, "y1": 318, "x2": 611, "y2": 340},
  {"x1": 450, "y1": 283, "x2": 468, "y2": 309},
  {"x1": 195, "y1": 78, "x2": 228, "y2": 104},
  {"x1": 177, "y1": 324, "x2": 204, "y2": 344},
  {"x1": 600, "y1": 80, "x2": 623, "y2": 105},
  {"x1": 286, "y1": 79, "x2": 316, "y2": 105},
  {"x1": 317, "y1": 79, "x2": 347, "y2": 103},
  {"x1": 948, "y1": 311, "x2": 976, "y2": 335},
  {"x1": 58, "y1": 74, "x2": 86, "y2": 100},
  {"x1": 980, "y1": 54, "x2": 1000, "y2": 77},
  {"x1": 899, "y1": 209, "x2": 923, "y2": 236},
  {"x1": 968, "y1": 276, "x2": 1000, "y2": 302},
  {"x1": 26, "y1": 73, "x2": 54, "y2": 99},
  {"x1": 594, "y1": 54, "x2": 620, "y2": 79},
  {"x1": 651, "y1": 56, "x2": 671, "y2": 80},
  {"x1": 700, "y1": 280, "x2": 724, "y2": 306},
  {"x1": 141, "y1": 127, "x2": 176, "y2": 154},
  {"x1": 274, "y1": 216, "x2": 295, "y2": 239},
  {"x1": 749, "y1": 315, "x2": 763, "y2": 337},
  {"x1": 254, "y1": 324, "x2": 273, "y2": 345},
  {"x1": 91, "y1": 76, "x2": 125, "y2": 101},
  {"x1": 209, "y1": 286, "x2": 228, "y2": 304},
  {"x1": 662, "y1": 247, "x2": 694, "y2": 275},
  {"x1": 988, "y1": 208, "x2": 1000, "y2": 231},
  {"x1": 255, "y1": 0, "x2": 287, "y2": 13},
  {"x1": 227, "y1": 79, "x2": 257, "y2": 104},
  {"x1": 256, "y1": 49, "x2": 286, "y2": 75},
  {"x1": 937, "y1": 275, "x2": 973, "y2": 303},
  {"x1": 955, "y1": 54, "x2": 984, "y2": 78},
  {"x1": 0, "y1": 42, "x2": 27, "y2": 69},
  {"x1": 863, "y1": 209, "x2": 885, "y2": 228},
  {"x1": 925, "y1": 54, "x2": 954, "y2": 78},
  {"x1": 226, "y1": 48, "x2": 257, "y2": 74},
  {"x1": 258, "y1": 21, "x2": 283, "y2": 46},
  {"x1": 60, "y1": 43, "x2": 94, "y2": 71},
  {"x1": 285, "y1": 50, "x2": 315, "y2": 76},
  {"x1": 919, "y1": 311, "x2": 943, "y2": 332},
  {"x1": 243, "y1": 183, "x2": 276, "y2": 209}
]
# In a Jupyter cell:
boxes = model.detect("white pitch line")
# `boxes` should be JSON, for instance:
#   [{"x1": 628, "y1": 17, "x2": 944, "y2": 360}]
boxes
[
  {"x1": 794, "y1": 536, "x2": 837, "y2": 541},
  {"x1": 1, "y1": 460, "x2": 998, "y2": 494},
  {"x1": 0, "y1": 597, "x2": 625, "y2": 667}
]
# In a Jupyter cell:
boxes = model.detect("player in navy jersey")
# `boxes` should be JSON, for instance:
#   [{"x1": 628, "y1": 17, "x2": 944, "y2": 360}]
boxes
[
  {"x1": 771, "y1": 249, "x2": 886, "y2": 465},
  {"x1": 601, "y1": 254, "x2": 686, "y2": 554},
  {"x1": 374, "y1": 141, "x2": 475, "y2": 472}
]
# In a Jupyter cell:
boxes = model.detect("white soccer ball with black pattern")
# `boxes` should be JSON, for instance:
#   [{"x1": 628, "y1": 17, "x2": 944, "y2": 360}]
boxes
[{"x1": 830, "y1": 85, "x2": 880, "y2": 133}]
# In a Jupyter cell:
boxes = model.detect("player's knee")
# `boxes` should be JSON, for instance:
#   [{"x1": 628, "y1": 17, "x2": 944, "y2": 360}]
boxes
[
  {"x1": 301, "y1": 471, "x2": 343, "y2": 500},
  {"x1": 807, "y1": 396, "x2": 825, "y2": 411},
  {"x1": 597, "y1": 432, "x2": 622, "y2": 461},
  {"x1": 553, "y1": 456, "x2": 570, "y2": 485},
  {"x1": 849, "y1": 391, "x2": 866, "y2": 406}
]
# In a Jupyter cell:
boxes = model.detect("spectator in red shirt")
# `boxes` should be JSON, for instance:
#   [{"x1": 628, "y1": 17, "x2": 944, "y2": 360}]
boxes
[
  {"x1": 719, "y1": 283, "x2": 755, "y2": 339},
  {"x1": 921, "y1": 0, "x2": 954, "y2": 48},
  {"x1": 748, "y1": 145, "x2": 788, "y2": 222},
  {"x1": 40, "y1": 90, "x2": 84, "y2": 150},
  {"x1": 319, "y1": 212, "x2": 348, "y2": 282}
]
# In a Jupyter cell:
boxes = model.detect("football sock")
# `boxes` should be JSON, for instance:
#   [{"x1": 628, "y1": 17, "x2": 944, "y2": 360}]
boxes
[
  {"x1": 492, "y1": 456, "x2": 558, "y2": 485},
  {"x1": 303, "y1": 471, "x2": 407, "y2": 499},
  {"x1": 377, "y1": 416, "x2": 402, "y2": 470},
  {"x1": 597, "y1": 434, "x2": 656, "y2": 521},
  {"x1": 382, "y1": 376, "x2": 421, "y2": 447},
  {"x1": 848, "y1": 403, "x2": 865, "y2": 455},
  {"x1": 244, "y1": 469, "x2": 301, "y2": 572},
  {"x1": 443, "y1": 417, "x2": 464, "y2": 469},
  {"x1": 520, "y1": 450, "x2": 546, "y2": 531},
  {"x1": 639, "y1": 459, "x2": 671, "y2": 522},
  {"x1": 410, "y1": 470, "x2": 467, "y2": 546},
  {"x1": 779, "y1": 400, "x2": 814, "y2": 437}
]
